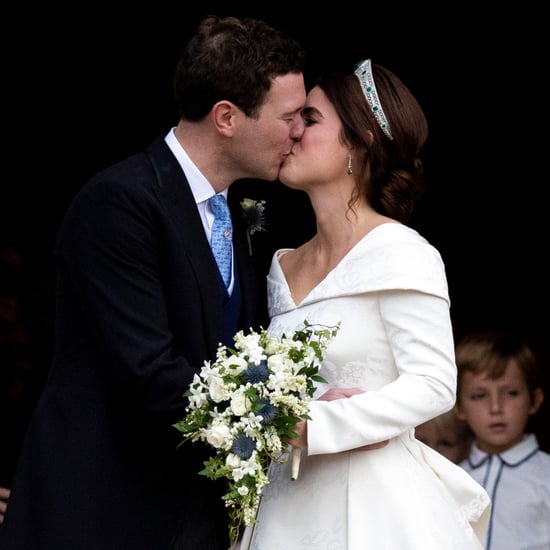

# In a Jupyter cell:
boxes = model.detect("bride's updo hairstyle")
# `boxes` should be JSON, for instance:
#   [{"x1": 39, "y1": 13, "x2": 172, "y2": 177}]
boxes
[{"x1": 317, "y1": 60, "x2": 428, "y2": 223}]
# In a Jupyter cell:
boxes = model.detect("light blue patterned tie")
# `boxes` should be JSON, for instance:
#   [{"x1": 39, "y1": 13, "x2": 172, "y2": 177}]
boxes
[{"x1": 208, "y1": 194, "x2": 233, "y2": 288}]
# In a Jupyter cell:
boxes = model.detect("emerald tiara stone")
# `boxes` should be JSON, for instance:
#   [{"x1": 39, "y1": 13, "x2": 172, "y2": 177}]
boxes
[{"x1": 354, "y1": 59, "x2": 394, "y2": 140}]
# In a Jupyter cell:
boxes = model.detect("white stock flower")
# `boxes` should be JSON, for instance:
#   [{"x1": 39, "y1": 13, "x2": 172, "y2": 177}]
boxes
[
  {"x1": 267, "y1": 353, "x2": 286, "y2": 371},
  {"x1": 263, "y1": 337, "x2": 280, "y2": 356},
  {"x1": 268, "y1": 365, "x2": 302, "y2": 393},
  {"x1": 237, "y1": 453, "x2": 261, "y2": 478},
  {"x1": 187, "y1": 375, "x2": 208, "y2": 408},
  {"x1": 238, "y1": 333, "x2": 265, "y2": 364},
  {"x1": 227, "y1": 451, "x2": 262, "y2": 483},
  {"x1": 244, "y1": 412, "x2": 264, "y2": 432}
]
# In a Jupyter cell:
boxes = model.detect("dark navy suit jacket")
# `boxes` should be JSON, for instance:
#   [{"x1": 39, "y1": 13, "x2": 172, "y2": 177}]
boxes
[{"x1": 0, "y1": 135, "x2": 268, "y2": 549}]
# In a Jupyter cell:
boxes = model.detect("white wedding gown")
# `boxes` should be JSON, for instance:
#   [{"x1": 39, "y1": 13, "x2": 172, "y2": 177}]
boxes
[{"x1": 240, "y1": 223, "x2": 490, "y2": 550}]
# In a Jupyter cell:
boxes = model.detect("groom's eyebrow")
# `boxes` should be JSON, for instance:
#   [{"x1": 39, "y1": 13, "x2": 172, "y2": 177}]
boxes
[{"x1": 280, "y1": 105, "x2": 304, "y2": 119}]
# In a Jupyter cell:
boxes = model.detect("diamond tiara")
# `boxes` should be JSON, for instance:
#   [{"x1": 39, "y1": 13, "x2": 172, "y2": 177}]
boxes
[{"x1": 354, "y1": 59, "x2": 393, "y2": 140}]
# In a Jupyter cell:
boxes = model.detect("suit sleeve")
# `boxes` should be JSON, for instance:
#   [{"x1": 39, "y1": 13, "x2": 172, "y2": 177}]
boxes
[{"x1": 55, "y1": 165, "x2": 201, "y2": 423}]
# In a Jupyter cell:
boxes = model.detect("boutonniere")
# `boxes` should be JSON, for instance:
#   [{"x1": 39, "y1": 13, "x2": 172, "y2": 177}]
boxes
[{"x1": 240, "y1": 198, "x2": 267, "y2": 255}]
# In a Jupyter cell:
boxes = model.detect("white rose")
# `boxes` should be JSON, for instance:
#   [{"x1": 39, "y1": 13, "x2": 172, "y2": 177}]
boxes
[
  {"x1": 225, "y1": 453, "x2": 241, "y2": 470},
  {"x1": 205, "y1": 422, "x2": 232, "y2": 449},
  {"x1": 223, "y1": 355, "x2": 248, "y2": 375},
  {"x1": 237, "y1": 485, "x2": 250, "y2": 496},
  {"x1": 230, "y1": 390, "x2": 250, "y2": 416},
  {"x1": 208, "y1": 376, "x2": 227, "y2": 402}
]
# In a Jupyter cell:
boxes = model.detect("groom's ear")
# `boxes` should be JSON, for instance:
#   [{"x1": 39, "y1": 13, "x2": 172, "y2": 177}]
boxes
[{"x1": 211, "y1": 100, "x2": 238, "y2": 137}]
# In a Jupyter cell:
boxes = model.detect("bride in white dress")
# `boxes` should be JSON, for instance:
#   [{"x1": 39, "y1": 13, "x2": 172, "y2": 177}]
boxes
[{"x1": 240, "y1": 60, "x2": 490, "y2": 549}]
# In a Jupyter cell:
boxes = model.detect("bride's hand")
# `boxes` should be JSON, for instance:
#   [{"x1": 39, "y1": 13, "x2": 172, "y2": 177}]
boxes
[
  {"x1": 288, "y1": 419, "x2": 307, "y2": 448},
  {"x1": 287, "y1": 386, "x2": 388, "y2": 480},
  {"x1": 317, "y1": 387, "x2": 364, "y2": 401},
  {"x1": 287, "y1": 388, "x2": 366, "y2": 448}
]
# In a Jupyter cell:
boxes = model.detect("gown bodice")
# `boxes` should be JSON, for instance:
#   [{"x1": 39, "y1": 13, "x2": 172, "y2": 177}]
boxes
[{"x1": 240, "y1": 223, "x2": 490, "y2": 550}]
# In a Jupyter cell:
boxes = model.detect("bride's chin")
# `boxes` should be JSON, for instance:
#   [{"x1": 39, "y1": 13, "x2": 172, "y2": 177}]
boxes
[
  {"x1": 278, "y1": 171, "x2": 291, "y2": 185},
  {"x1": 279, "y1": 177, "x2": 301, "y2": 191},
  {"x1": 279, "y1": 167, "x2": 294, "y2": 185}
]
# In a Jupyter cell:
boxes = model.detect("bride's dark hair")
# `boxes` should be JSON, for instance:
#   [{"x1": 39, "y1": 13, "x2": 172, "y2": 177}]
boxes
[{"x1": 317, "y1": 63, "x2": 428, "y2": 223}]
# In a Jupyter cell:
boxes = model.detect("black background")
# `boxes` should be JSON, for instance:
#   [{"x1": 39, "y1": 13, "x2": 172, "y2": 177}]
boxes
[{"x1": 3, "y1": 4, "x2": 548, "y2": 448}]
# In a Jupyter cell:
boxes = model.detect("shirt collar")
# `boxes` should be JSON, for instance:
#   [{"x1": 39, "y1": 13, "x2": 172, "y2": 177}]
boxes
[
  {"x1": 164, "y1": 128, "x2": 227, "y2": 203},
  {"x1": 468, "y1": 433, "x2": 539, "y2": 468}
]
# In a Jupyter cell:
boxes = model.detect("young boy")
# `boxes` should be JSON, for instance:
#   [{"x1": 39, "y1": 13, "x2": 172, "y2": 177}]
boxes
[
  {"x1": 415, "y1": 409, "x2": 472, "y2": 464},
  {"x1": 455, "y1": 329, "x2": 550, "y2": 550}
]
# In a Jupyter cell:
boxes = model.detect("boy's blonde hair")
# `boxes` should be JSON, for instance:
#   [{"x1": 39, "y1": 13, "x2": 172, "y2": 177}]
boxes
[{"x1": 455, "y1": 330, "x2": 543, "y2": 406}]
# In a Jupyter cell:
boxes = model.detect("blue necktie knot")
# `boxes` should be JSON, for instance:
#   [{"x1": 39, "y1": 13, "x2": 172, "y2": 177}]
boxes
[{"x1": 209, "y1": 194, "x2": 233, "y2": 288}]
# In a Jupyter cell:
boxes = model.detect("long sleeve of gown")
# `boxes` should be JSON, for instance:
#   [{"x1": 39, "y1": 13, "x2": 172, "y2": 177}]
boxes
[{"x1": 307, "y1": 289, "x2": 457, "y2": 455}]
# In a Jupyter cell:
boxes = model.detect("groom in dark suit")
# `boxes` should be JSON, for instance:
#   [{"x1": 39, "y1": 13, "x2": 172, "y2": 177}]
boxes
[{"x1": 0, "y1": 16, "x2": 306, "y2": 550}]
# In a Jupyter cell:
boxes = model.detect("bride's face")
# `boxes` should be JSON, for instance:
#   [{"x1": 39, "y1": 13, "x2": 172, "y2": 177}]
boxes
[{"x1": 279, "y1": 86, "x2": 349, "y2": 192}]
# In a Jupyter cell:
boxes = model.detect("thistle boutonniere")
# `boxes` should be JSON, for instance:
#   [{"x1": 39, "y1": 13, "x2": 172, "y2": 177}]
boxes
[{"x1": 240, "y1": 198, "x2": 267, "y2": 255}]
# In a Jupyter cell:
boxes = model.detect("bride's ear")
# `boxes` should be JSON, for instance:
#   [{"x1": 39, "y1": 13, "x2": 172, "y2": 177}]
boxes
[{"x1": 366, "y1": 130, "x2": 374, "y2": 147}]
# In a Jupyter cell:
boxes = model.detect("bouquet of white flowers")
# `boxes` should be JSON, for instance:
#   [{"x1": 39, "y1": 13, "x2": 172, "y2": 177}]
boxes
[{"x1": 173, "y1": 320, "x2": 339, "y2": 544}]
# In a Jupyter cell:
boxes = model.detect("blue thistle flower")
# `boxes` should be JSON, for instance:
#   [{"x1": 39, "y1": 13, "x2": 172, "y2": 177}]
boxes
[
  {"x1": 256, "y1": 398, "x2": 277, "y2": 424},
  {"x1": 241, "y1": 200, "x2": 266, "y2": 231},
  {"x1": 231, "y1": 433, "x2": 256, "y2": 459},
  {"x1": 240, "y1": 198, "x2": 267, "y2": 255},
  {"x1": 243, "y1": 360, "x2": 269, "y2": 384}
]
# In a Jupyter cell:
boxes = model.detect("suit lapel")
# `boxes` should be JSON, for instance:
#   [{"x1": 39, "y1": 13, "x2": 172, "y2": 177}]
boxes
[
  {"x1": 145, "y1": 136, "x2": 224, "y2": 351},
  {"x1": 145, "y1": 136, "x2": 262, "y2": 341},
  {"x1": 230, "y1": 197, "x2": 259, "y2": 329}
]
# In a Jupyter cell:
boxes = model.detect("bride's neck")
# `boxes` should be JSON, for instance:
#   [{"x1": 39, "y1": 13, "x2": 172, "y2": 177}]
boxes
[{"x1": 313, "y1": 207, "x2": 394, "y2": 254}]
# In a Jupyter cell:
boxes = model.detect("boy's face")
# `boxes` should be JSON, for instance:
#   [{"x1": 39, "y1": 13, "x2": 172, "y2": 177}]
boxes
[
  {"x1": 455, "y1": 359, "x2": 542, "y2": 454},
  {"x1": 415, "y1": 418, "x2": 469, "y2": 464}
]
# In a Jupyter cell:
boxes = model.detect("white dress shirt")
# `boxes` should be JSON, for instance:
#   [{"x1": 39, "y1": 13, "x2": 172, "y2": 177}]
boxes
[
  {"x1": 164, "y1": 129, "x2": 234, "y2": 292},
  {"x1": 460, "y1": 433, "x2": 550, "y2": 550}
]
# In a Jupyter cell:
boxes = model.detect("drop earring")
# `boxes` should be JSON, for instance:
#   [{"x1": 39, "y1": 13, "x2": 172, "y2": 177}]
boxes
[{"x1": 347, "y1": 154, "x2": 353, "y2": 176}]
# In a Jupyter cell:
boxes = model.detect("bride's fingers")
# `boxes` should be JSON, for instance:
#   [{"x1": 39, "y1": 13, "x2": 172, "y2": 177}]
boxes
[{"x1": 317, "y1": 387, "x2": 364, "y2": 401}]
